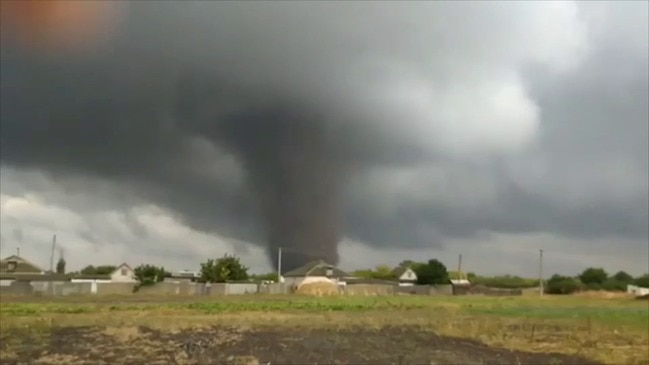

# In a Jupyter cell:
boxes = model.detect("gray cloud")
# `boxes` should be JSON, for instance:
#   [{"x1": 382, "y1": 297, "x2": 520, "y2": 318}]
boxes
[{"x1": 1, "y1": 2, "x2": 647, "y2": 271}]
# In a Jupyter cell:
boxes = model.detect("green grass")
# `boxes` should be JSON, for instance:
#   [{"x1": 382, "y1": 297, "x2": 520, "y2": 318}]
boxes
[
  {"x1": 1, "y1": 294, "x2": 647, "y2": 364},
  {"x1": 2, "y1": 294, "x2": 646, "y2": 329}
]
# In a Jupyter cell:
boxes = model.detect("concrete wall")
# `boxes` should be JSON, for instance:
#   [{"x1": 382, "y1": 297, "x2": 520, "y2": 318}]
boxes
[
  {"x1": 0, "y1": 280, "x2": 494, "y2": 297},
  {"x1": 396, "y1": 285, "x2": 430, "y2": 295},
  {"x1": 96, "y1": 282, "x2": 136, "y2": 295},
  {"x1": 52, "y1": 282, "x2": 93, "y2": 296},
  {"x1": 344, "y1": 284, "x2": 394, "y2": 296},
  {"x1": 431, "y1": 284, "x2": 454, "y2": 295},
  {"x1": 226, "y1": 283, "x2": 259, "y2": 295},
  {"x1": 0, "y1": 281, "x2": 33, "y2": 295},
  {"x1": 259, "y1": 283, "x2": 288, "y2": 294}
]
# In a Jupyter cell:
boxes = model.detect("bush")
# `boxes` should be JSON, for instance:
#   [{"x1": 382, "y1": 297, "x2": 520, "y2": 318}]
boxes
[
  {"x1": 612, "y1": 271, "x2": 633, "y2": 284},
  {"x1": 578, "y1": 267, "x2": 608, "y2": 286},
  {"x1": 200, "y1": 254, "x2": 249, "y2": 283},
  {"x1": 602, "y1": 279, "x2": 627, "y2": 292},
  {"x1": 414, "y1": 259, "x2": 449, "y2": 285},
  {"x1": 585, "y1": 282, "x2": 602, "y2": 291},
  {"x1": 634, "y1": 274, "x2": 649, "y2": 288},
  {"x1": 546, "y1": 274, "x2": 580, "y2": 294},
  {"x1": 133, "y1": 264, "x2": 169, "y2": 292}
]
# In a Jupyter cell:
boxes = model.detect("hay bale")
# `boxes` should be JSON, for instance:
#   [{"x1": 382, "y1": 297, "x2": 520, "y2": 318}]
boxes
[{"x1": 295, "y1": 281, "x2": 340, "y2": 296}]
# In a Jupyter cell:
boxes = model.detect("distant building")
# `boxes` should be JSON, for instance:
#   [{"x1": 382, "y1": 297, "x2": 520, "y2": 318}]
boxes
[
  {"x1": 163, "y1": 269, "x2": 198, "y2": 284},
  {"x1": 391, "y1": 266, "x2": 418, "y2": 286},
  {"x1": 627, "y1": 284, "x2": 649, "y2": 297},
  {"x1": 109, "y1": 263, "x2": 136, "y2": 283},
  {"x1": 449, "y1": 278, "x2": 471, "y2": 295},
  {"x1": 0, "y1": 255, "x2": 45, "y2": 275}
]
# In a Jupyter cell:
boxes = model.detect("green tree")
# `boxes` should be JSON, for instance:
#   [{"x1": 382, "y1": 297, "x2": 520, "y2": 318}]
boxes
[
  {"x1": 55, "y1": 257, "x2": 66, "y2": 274},
  {"x1": 200, "y1": 254, "x2": 249, "y2": 283},
  {"x1": 351, "y1": 269, "x2": 375, "y2": 279},
  {"x1": 80, "y1": 265, "x2": 117, "y2": 275},
  {"x1": 578, "y1": 267, "x2": 608, "y2": 286},
  {"x1": 250, "y1": 272, "x2": 278, "y2": 282},
  {"x1": 414, "y1": 259, "x2": 449, "y2": 285},
  {"x1": 612, "y1": 271, "x2": 633, "y2": 284},
  {"x1": 469, "y1": 274, "x2": 538, "y2": 289},
  {"x1": 398, "y1": 260, "x2": 415, "y2": 268},
  {"x1": 602, "y1": 278, "x2": 627, "y2": 292},
  {"x1": 546, "y1": 274, "x2": 580, "y2": 294},
  {"x1": 634, "y1": 274, "x2": 649, "y2": 288},
  {"x1": 373, "y1": 264, "x2": 396, "y2": 280},
  {"x1": 133, "y1": 264, "x2": 168, "y2": 288}
]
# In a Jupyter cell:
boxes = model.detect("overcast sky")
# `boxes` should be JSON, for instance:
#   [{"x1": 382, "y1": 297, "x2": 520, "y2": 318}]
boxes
[{"x1": 1, "y1": 1, "x2": 647, "y2": 276}]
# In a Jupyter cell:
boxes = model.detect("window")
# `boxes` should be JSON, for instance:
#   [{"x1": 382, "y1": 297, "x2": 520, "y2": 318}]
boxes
[
  {"x1": 7, "y1": 261, "x2": 17, "y2": 272},
  {"x1": 121, "y1": 268, "x2": 127, "y2": 276},
  {"x1": 325, "y1": 268, "x2": 333, "y2": 276}
]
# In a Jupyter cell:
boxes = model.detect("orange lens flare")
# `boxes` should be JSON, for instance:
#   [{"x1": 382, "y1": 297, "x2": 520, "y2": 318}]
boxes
[{"x1": 1, "y1": 0, "x2": 122, "y2": 51}]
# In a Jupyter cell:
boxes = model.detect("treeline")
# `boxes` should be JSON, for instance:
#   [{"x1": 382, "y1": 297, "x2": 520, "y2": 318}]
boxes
[
  {"x1": 546, "y1": 268, "x2": 649, "y2": 294},
  {"x1": 353, "y1": 260, "x2": 452, "y2": 285},
  {"x1": 352, "y1": 261, "x2": 648, "y2": 293},
  {"x1": 353, "y1": 264, "x2": 539, "y2": 288},
  {"x1": 70, "y1": 254, "x2": 253, "y2": 291},
  {"x1": 73, "y1": 256, "x2": 648, "y2": 294}
]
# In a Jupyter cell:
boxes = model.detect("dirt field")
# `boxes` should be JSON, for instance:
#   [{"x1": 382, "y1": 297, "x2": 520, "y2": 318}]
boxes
[{"x1": 1, "y1": 295, "x2": 647, "y2": 365}]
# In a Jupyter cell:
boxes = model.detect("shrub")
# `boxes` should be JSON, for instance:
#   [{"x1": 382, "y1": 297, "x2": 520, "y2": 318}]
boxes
[{"x1": 546, "y1": 274, "x2": 580, "y2": 294}]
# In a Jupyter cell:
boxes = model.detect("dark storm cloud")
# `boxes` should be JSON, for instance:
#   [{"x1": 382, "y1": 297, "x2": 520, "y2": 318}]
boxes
[{"x1": 1, "y1": 2, "x2": 647, "y2": 269}]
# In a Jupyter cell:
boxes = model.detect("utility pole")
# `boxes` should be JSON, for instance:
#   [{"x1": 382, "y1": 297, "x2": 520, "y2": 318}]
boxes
[
  {"x1": 457, "y1": 254, "x2": 463, "y2": 281},
  {"x1": 277, "y1": 247, "x2": 282, "y2": 283},
  {"x1": 539, "y1": 249, "x2": 544, "y2": 296},
  {"x1": 16, "y1": 247, "x2": 20, "y2": 256},
  {"x1": 50, "y1": 234, "x2": 56, "y2": 273}
]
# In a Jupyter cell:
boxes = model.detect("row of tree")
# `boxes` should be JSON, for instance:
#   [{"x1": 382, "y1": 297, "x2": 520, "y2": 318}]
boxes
[
  {"x1": 546, "y1": 268, "x2": 649, "y2": 294},
  {"x1": 352, "y1": 259, "x2": 451, "y2": 285},
  {"x1": 353, "y1": 261, "x2": 649, "y2": 293},
  {"x1": 71, "y1": 254, "x2": 648, "y2": 294}
]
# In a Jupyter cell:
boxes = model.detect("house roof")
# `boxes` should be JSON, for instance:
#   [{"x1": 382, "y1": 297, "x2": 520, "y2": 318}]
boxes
[
  {"x1": 0, "y1": 273, "x2": 71, "y2": 282},
  {"x1": 345, "y1": 277, "x2": 397, "y2": 285},
  {"x1": 111, "y1": 263, "x2": 134, "y2": 275},
  {"x1": 0, "y1": 255, "x2": 44, "y2": 274},
  {"x1": 282, "y1": 260, "x2": 349, "y2": 278}
]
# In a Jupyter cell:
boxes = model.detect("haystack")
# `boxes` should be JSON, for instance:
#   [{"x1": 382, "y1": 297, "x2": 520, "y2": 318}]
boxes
[{"x1": 295, "y1": 277, "x2": 340, "y2": 296}]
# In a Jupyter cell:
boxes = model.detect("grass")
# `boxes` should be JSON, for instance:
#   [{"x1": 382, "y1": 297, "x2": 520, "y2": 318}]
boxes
[{"x1": 1, "y1": 294, "x2": 647, "y2": 364}]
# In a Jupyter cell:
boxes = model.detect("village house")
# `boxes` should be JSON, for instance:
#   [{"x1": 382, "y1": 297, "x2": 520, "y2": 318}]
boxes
[
  {"x1": 0, "y1": 255, "x2": 45, "y2": 275},
  {"x1": 391, "y1": 266, "x2": 418, "y2": 286},
  {"x1": 281, "y1": 260, "x2": 349, "y2": 289},
  {"x1": 109, "y1": 263, "x2": 137, "y2": 283}
]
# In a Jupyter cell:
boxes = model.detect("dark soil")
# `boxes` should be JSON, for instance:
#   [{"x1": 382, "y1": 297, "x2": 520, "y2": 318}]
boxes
[{"x1": 0, "y1": 325, "x2": 601, "y2": 365}]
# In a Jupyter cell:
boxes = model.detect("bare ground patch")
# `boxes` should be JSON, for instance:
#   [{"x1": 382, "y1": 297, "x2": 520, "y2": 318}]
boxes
[{"x1": 0, "y1": 325, "x2": 600, "y2": 365}]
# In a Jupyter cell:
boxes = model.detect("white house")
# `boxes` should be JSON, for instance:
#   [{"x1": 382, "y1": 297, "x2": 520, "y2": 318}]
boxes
[
  {"x1": 627, "y1": 284, "x2": 649, "y2": 297},
  {"x1": 391, "y1": 266, "x2": 418, "y2": 286},
  {"x1": 110, "y1": 263, "x2": 136, "y2": 283}
]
